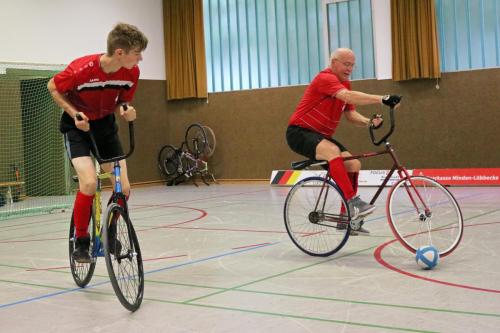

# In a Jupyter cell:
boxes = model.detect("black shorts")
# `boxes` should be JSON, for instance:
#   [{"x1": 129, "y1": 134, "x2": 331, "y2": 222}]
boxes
[
  {"x1": 62, "y1": 114, "x2": 123, "y2": 160},
  {"x1": 286, "y1": 125, "x2": 348, "y2": 160}
]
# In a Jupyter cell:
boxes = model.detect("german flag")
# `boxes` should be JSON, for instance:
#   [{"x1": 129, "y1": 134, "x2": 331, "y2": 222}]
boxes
[{"x1": 270, "y1": 170, "x2": 302, "y2": 185}]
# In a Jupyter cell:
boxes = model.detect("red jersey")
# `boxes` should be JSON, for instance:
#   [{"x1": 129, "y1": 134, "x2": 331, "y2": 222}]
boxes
[
  {"x1": 288, "y1": 68, "x2": 354, "y2": 137},
  {"x1": 54, "y1": 54, "x2": 139, "y2": 121}
]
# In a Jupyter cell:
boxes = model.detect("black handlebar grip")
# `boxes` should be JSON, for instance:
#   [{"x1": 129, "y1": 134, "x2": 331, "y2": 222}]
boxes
[{"x1": 382, "y1": 95, "x2": 402, "y2": 107}]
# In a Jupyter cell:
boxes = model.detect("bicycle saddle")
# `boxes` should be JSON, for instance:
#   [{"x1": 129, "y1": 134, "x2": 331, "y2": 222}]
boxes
[{"x1": 291, "y1": 159, "x2": 327, "y2": 170}]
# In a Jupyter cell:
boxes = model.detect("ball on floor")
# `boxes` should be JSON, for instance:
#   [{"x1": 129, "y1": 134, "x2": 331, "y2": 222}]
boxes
[{"x1": 416, "y1": 245, "x2": 439, "y2": 270}]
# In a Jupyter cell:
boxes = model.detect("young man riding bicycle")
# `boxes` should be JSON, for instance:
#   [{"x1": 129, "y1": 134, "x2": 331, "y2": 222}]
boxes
[{"x1": 47, "y1": 23, "x2": 148, "y2": 262}]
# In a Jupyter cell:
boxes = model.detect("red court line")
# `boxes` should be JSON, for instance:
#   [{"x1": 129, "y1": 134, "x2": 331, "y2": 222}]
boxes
[
  {"x1": 0, "y1": 206, "x2": 207, "y2": 244},
  {"x1": 144, "y1": 206, "x2": 208, "y2": 230},
  {"x1": 26, "y1": 255, "x2": 188, "y2": 271},
  {"x1": 132, "y1": 188, "x2": 269, "y2": 207},
  {"x1": 26, "y1": 266, "x2": 69, "y2": 272},
  {"x1": 165, "y1": 225, "x2": 286, "y2": 234},
  {"x1": 374, "y1": 223, "x2": 500, "y2": 294},
  {"x1": 0, "y1": 237, "x2": 66, "y2": 244}
]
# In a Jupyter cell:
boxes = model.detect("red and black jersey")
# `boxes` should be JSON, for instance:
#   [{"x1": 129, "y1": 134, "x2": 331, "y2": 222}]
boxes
[
  {"x1": 288, "y1": 68, "x2": 354, "y2": 137},
  {"x1": 54, "y1": 54, "x2": 139, "y2": 121}
]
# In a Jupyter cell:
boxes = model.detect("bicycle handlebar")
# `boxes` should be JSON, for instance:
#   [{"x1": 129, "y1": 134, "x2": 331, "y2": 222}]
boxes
[
  {"x1": 75, "y1": 104, "x2": 135, "y2": 164},
  {"x1": 369, "y1": 97, "x2": 402, "y2": 146}
]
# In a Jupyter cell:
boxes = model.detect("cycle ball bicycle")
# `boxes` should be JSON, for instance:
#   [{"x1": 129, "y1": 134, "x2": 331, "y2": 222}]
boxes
[
  {"x1": 283, "y1": 100, "x2": 464, "y2": 258},
  {"x1": 158, "y1": 123, "x2": 216, "y2": 185},
  {"x1": 69, "y1": 113, "x2": 144, "y2": 311}
]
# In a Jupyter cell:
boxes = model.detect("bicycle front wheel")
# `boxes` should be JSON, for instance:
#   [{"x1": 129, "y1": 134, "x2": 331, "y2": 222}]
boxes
[
  {"x1": 202, "y1": 125, "x2": 216, "y2": 157},
  {"x1": 185, "y1": 123, "x2": 208, "y2": 158},
  {"x1": 103, "y1": 203, "x2": 144, "y2": 311},
  {"x1": 387, "y1": 176, "x2": 463, "y2": 257},
  {"x1": 69, "y1": 211, "x2": 96, "y2": 287},
  {"x1": 284, "y1": 177, "x2": 350, "y2": 257}
]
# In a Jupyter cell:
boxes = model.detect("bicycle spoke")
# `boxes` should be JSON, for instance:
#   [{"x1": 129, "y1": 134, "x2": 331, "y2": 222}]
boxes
[
  {"x1": 284, "y1": 177, "x2": 350, "y2": 257},
  {"x1": 388, "y1": 176, "x2": 463, "y2": 257},
  {"x1": 104, "y1": 204, "x2": 144, "y2": 311}
]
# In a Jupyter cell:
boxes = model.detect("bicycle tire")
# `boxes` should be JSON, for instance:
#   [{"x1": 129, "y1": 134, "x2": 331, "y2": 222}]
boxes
[
  {"x1": 69, "y1": 210, "x2": 96, "y2": 287},
  {"x1": 158, "y1": 144, "x2": 180, "y2": 179},
  {"x1": 284, "y1": 177, "x2": 350, "y2": 257},
  {"x1": 184, "y1": 123, "x2": 208, "y2": 158},
  {"x1": 202, "y1": 125, "x2": 216, "y2": 157},
  {"x1": 103, "y1": 203, "x2": 144, "y2": 311},
  {"x1": 387, "y1": 176, "x2": 463, "y2": 257}
]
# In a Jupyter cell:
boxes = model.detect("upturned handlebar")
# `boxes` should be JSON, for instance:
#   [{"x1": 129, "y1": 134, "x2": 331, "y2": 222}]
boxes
[
  {"x1": 75, "y1": 104, "x2": 135, "y2": 164},
  {"x1": 369, "y1": 97, "x2": 402, "y2": 146}
]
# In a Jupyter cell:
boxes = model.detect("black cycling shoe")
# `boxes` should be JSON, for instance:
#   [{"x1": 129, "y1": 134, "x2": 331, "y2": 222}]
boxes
[{"x1": 72, "y1": 235, "x2": 91, "y2": 263}]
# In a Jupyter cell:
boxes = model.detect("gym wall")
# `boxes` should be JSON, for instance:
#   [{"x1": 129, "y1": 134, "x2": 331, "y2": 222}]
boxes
[{"x1": 127, "y1": 67, "x2": 500, "y2": 183}]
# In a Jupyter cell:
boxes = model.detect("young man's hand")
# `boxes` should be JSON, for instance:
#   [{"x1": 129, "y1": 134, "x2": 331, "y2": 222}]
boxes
[
  {"x1": 74, "y1": 112, "x2": 90, "y2": 132},
  {"x1": 120, "y1": 104, "x2": 136, "y2": 122}
]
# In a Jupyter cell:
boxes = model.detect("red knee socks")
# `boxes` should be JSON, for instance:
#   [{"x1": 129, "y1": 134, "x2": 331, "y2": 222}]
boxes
[
  {"x1": 328, "y1": 157, "x2": 355, "y2": 201},
  {"x1": 73, "y1": 191, "x2": 95, "y2": 238},
  {"x1": 348, "y1": 172, "x2": 359, "y2": 195}
]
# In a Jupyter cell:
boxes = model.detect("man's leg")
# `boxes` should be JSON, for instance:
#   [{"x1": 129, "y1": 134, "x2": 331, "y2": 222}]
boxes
[
  {"x1": 316, "y1": 140, "x2": 375, "y2": 219},
  {"x1": 71, "y1": 157, "x2": 97, "y2": 263}
]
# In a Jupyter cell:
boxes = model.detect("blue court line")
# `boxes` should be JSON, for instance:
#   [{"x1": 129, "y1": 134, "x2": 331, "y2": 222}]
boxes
[
  {"x1": 0, "y1": 242, "x2": 278, "y2": 310},
  {"x1": 2, "y1": 188, "x2": 488, "y2": 310},
  {"x1": 145, "y1": 242, "x2": 278, "y2": 276},
  {"x1": 0, "y1": 279, "x2": 111, "y2": 310}
]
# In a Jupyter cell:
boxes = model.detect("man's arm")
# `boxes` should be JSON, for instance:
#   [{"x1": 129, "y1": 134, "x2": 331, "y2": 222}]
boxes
[
  {"x1": 47, "y1": 78, "x2": 80, "y2": 118},
  {"x1": 344, "y1": 110, "x2": 371, "y2": 127},
  {"x1": 335, "y1": 89, "x2": 383, "y2": 106},
  {"x1": 47, "y1": 78, "x2": 89, "y2": 131}
]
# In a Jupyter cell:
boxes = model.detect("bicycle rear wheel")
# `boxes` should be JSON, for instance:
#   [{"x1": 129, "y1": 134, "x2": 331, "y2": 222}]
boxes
[
  {"x1": 158, "y1": 144, "x2": 180, "y2": 179},
  {"x1": 387, "y1": 176, "x2": 463, "y2": 257},
  {"x1": 185, "y1": 123, "x2": 208, "y2": 158},
  {"x1": 69, "y1": 210, "x2": 96, "y2": 287},
  {"x1": 284, "y1": 177, "x2": 350, "y2": 257},
  {"x1": 103, "y1": 203, "x2": 144, "y2": 311}
]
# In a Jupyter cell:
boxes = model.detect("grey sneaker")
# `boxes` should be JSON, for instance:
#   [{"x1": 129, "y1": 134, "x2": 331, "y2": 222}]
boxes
[{"x1": 348, "y1": 196, "x2": 376, "y2": 220}]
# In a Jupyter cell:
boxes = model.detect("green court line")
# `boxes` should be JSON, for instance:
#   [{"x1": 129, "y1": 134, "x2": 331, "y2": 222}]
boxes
[
  {"x1": 1, "y1": 205, "x2": 499, "y2": 332},
  {"x1": 0, "y1": 278, "x2": 116, "y2": 300},
  {"x1": 184, "y1": 245, "x2": 378, "y2": 303},
  {"x1": 2, "y1": 275, "x2": 498, "y2": 329},
  {"x1": 0, "y1": 278, "x2": 436, "y2": 332},
  {"x1": 235, "y1": 289, "x2": 500, "y2": 318},
  {"x1": 146, "y1": 296, "x2": 439, "y2": 333},
  {"x1": 146, "y1": 279, "x2": 225, "y2": 291},
  {"x1": 138, "y1": 278, "x2": 500, "y2": 318}
]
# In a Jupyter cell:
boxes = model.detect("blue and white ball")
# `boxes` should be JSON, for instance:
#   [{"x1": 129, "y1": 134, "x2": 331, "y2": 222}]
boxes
[{"x1": 415, "y1": 245, "x2": 439, "y2": 270}]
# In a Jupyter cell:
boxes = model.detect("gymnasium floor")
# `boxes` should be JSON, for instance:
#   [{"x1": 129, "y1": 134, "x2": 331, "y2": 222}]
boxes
[{"x1": 0, "y1": 183, "x2": 499, "y2": 332}]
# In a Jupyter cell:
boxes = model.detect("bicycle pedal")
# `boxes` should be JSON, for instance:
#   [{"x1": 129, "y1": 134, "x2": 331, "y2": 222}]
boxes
[{"x1": 349, "y1": 218, "x2": 364, "y2": 231}]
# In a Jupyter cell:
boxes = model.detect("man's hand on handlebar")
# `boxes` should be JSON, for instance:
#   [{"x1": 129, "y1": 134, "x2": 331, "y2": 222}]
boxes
[
  {"x1": 382, "y1": 95, "x2": 402, "y2": 108},
  {"x1": 74, "y1": 112, "x2": 90, "y2": 132},
  {"x1": 370, "y1": 114, "x2": 383, "y2": 129},
  {"x1": 119, "y1": 103, "x2": 136, "y2": 122}
]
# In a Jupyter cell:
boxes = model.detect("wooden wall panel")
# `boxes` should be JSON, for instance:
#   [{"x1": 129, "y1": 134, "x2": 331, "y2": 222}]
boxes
[{"x1": 127, "y1": 68, "x2": 500, "y2": 182}]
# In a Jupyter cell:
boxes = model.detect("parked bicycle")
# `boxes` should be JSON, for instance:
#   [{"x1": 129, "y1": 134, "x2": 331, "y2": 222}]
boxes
[
  {"x1": 158, "y1": 123, "x2": 216, "y2": 186},
  {"x1": 69, "y1": 114, "x2": 144, "y2": 311},
  {"x1": 284, "y1": 99, "x2": 463, "y2": 257}
]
